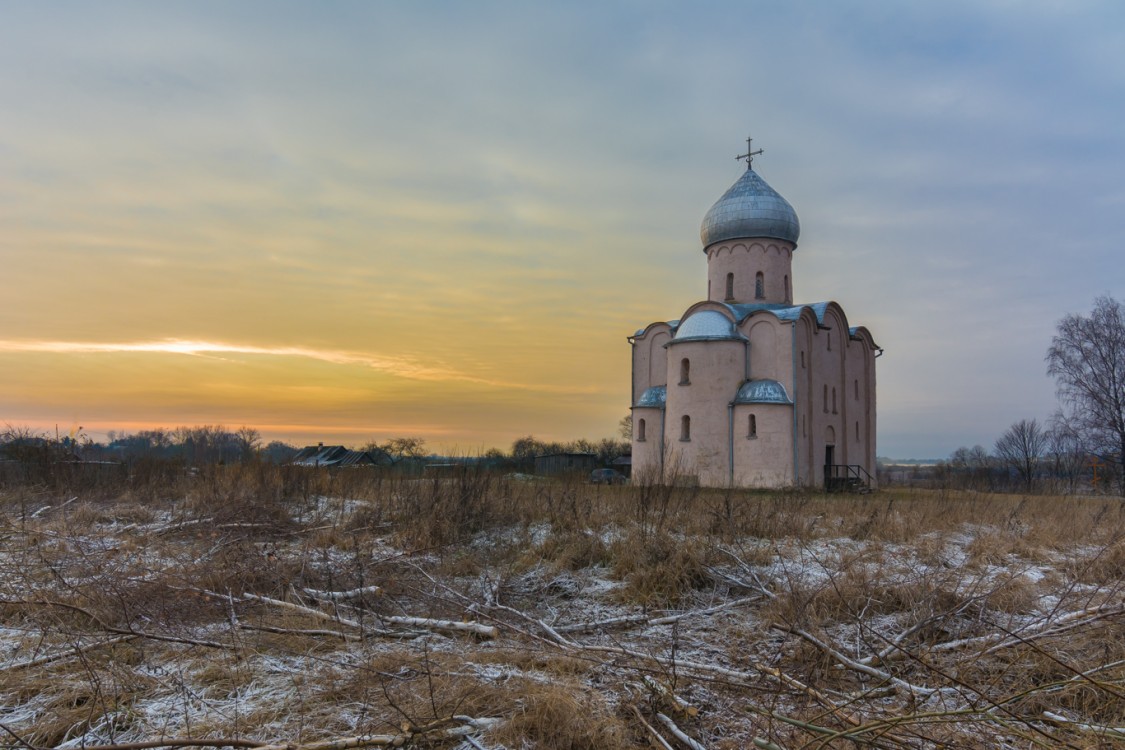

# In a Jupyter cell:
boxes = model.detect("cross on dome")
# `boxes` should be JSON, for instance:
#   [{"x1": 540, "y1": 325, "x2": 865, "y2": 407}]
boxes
[{"x1": 735, "y1": 136, "x2": 763, "y2": 171}]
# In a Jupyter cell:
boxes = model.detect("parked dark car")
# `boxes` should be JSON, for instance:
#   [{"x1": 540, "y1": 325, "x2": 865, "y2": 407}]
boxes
[{"x1": 589, "y1": 468, "x2": 627, "y2": 485}]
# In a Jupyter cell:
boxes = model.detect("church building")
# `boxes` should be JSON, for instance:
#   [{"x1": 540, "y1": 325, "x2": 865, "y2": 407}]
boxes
[{"x1": 629, "y1": 142, "x2": 880, "y2": 489}]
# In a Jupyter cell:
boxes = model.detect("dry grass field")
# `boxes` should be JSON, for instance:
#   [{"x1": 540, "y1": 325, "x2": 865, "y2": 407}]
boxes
[{"x1": 1, "y1": 466, "x2": 1123, "y2": 748}]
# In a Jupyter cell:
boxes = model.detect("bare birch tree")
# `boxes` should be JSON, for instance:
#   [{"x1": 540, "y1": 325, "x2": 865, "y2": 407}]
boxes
[
  {"x1": 1046, "y1": 295, "x2": 1125, "y2": 493},
  {"x1": 1046, "y1": 411, "x2": 1088, "y2": 493},
  {"x1": 994, "y1": 418, "x2": 1047, "y2": 491}
]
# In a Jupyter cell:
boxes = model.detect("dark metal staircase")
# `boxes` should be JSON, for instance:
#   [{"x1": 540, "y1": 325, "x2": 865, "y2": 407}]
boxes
[{"x1": 824, "y1": 464, "x2": 875, "y2": 493}]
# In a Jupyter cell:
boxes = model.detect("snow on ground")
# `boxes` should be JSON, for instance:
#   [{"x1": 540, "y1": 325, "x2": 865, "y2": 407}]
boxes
[{"x1": 0, "y1": 486, "x2": 1122, "y2": 748}]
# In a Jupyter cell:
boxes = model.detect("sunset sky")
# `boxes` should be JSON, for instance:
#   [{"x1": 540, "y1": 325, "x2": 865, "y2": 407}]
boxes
[{"x1": 3, "y1": 1, "x2": 1125, "y2": 457}]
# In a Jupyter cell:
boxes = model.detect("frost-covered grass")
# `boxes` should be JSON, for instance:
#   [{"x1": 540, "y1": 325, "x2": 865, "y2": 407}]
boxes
[{"x1": 0, "y1": 467, "x2": 1123, "y2": 748}]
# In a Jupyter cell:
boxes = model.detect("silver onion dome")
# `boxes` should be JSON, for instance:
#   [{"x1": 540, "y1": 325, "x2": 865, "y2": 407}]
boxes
[{"x1": 700, "y1": 168, "x2": 800, "y2": 248}]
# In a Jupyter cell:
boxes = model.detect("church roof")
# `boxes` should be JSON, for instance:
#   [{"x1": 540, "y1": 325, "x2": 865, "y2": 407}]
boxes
[
  {"x1": 633, "y1": 320, "x2": 679, "y2": 337},
  {"x1": 635, "y1": 385, "x2": 666, "y2": 408},
  {"x1": 700, "y1": 168, "x2": 800, "y2": 248},
  {"x1": 634, "y1": 302, "x2": 878, "y2": 348},
  {"x1": 727, "y1": 300, "x2": 830, "y2": 324},
  {"x1": 671, "y1": 310, "x2": 745, "y2": 342},
  {"x1": 633, "y1": 303, "x2": 821, "y2": 337},
  {"x1": 733, "y1": 379, "x2": 792, "y2": 405}
]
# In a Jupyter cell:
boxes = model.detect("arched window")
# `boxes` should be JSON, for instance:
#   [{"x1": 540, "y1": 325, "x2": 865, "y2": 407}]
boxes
[
  {"x1": 748, "y1": 414, "x2": 757, "y2": 438},
  {"x1": 784, "y1": 275, "x2": 790, "y2": 302},
  {"x1": 679, "y1": 358, "x2": 690, "y2": 385},
  {"x1": 680, "y1": 415, "x2": 691, "y2": 441},
  {"x1": 725, "y1": 272, "x2": 734, "y2": 300},
  {"x1": 832, "y1": 387, "x2": 838, "y2": 414},
  {"x1": 802, "y1": 414, "x2": 807, "y2": 437},
  {"x1": 637, "y1": 418, "x2": 646, "y2": 442},
  {"x1": 855, "y1": 420, "x2": 859, "y2": 442},
  {"x1": 827, "y1": 332, "x2": 832, "y2": 351},
  {"x1": 854, "y1": 379, "x2": 859, "y2": 400},
  {"x1": 823, "y1": 384, "x2": 828, "y2": 413},
  {"x1": 755, "y1": 272, "x2": 765, "y2": 299},
  {"x1": 800, "y1": 351, "x2": 805, "y2": 369}
]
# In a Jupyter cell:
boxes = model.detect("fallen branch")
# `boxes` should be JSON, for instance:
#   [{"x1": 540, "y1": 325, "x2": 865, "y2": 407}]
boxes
[
  {"x1": 558, "y1": 636, "x2": 854, "y2": 725},
  {"x1": 714, "y1": 549, "x2": 778, "y2": 600},
  {"x1": 0, "y1": 635, "x2": 135, "y2": 673},
  {"x1": 1043, "y1": 710, "x2": 1125, "y2": 740},
  {"x1": 381, "y1": 616, "x2": 498, "y2": 639},
  {"x1": 642, "y1": 675, "x2": 698, "y2": 717},
  {"x1": 238, "y1": 624, "x2": 359, "y2": 641},
  {"x1": 246, "y1": 593, "x2": 495, "y2": 639},
  {"x1": 857, "y1": 592, "x2": 987, "y2": 666},
  {"x1": 5, "y1": 600, "x2": 231, "y2": 650},
  {"x1": 630, "y1": 706, "x2": 675, "y2": 750},
  {"x1": 751, "y1": 740, "x2": 787, "y2": 750},
  {"x1": 916, "y1": 604, "x2": 1125, "y2": 659},
  {"x1": 30, "y1": 496, "x2": 77, "y2": 518},
  {"x1": 239, "y1": 623, "x2": 425, "y2": 641},
  {"x1": 152, "y1": 517, "x2": 214, "y2": 535},
  {"x1": 554, "y1": 613, "x2": 651, "y2": 633},
  {"x1": 0, "y1": 719, "x2": 41, "y2": 750},
  {"x1": 656, "y1": 712, "x2": 707, "y2": 750},
  {"x1": 38, "y1": 740, "x2": 264, "y2": 750},
  {"x1": 776, "y1": 624, "x2": 960, "y2": 700},
  {"x1": 555, "y1": 596, "x2": 759, "y2": 634},
  {"x1": 302, "y1": 584, "x2": 383, "y2": 601},
  {"x1": 980, "y1": 606, "x2": 1125, "y2": 657},
  {"x1": 253, "y1": 717, "x2": 499, "y2": 750},
  {"x1": 243, "y1": 593, "x2": 361, "y2": 629}
]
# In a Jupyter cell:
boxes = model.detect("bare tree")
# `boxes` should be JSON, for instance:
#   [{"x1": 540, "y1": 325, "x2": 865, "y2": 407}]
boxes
[
  {"x1": 508, "y1": 436, "x2": 542, "y2": 471},
  {"x1": 618, "y1": 413, "x2": 633, "y2": 441},
  {"x1": 1046, "y1": 295, "x2": 1125, "y2": 493},
  {"x1": 235, "y1": 426, "x2": 262, "y2": 463},
  {"x1": 1047, "y1": 411, "x2": 1088, "y2": 494},
  {"x1": 595, "y1": 437, "x2": 630, "y2": 465},
  {"x1": 0, "y1": 424, "x2": 48, "y2": 463},
  {"x1": 568, "y1": 438, "x2": 598, "y2": 454},
  {"x1": 948, "y1": 444, "x2": 994, "y2": 490},
  {"x1": 263, "y1": 440, "x2": 299, "y2": 464},
  {"x1": 368, "y1": 437, "x2": 429, "y2": 465},
  {"x1": 994, "y1": 419, "x2": 1047, "y2": 491}
]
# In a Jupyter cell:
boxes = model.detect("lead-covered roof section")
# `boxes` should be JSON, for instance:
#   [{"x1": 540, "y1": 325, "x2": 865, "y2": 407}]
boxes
[
  {"x1": 635, "y1": 385, "x2": 667, "y2": 408},
  {"x1": 733, "y1": 379, "x2": 792, "y2": 405},
  {"x1": 672, "y1": 310, "x2": 744, "y2": 342},
  {"x1": 632, "y1": 302, "x2": 878, "y2": 348},
  {"x1": 700, "y1": 169, "x2": 801, "y2": 248},
  {"x1": 634, "y1": 320, "x2": 680, "y2": 338},
  {"x1": 726, "y1": 301, "x2": 829, "y2": 324}
]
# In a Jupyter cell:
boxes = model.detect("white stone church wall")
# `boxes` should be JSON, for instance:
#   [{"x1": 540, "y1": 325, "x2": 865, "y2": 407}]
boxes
[
  {"x1": 706, "y1": 241, "x2": 795, "y2": 304},
  {"x1": 664, "y1": 338, "x2": 746, "y2": 486},
  {"x1": 732, "y1": 403, "x2": 794, "y2": 486}
]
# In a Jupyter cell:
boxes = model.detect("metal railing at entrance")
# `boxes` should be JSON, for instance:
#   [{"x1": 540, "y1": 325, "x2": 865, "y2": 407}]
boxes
[{"x1": 824, "y1": 464, "x2": 875, "y2": 493}]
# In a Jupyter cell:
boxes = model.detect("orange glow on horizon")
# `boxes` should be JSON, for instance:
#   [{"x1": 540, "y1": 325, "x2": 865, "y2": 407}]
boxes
[{"x1": 0, "y1": 338, "x2": 608, "y2": 395}]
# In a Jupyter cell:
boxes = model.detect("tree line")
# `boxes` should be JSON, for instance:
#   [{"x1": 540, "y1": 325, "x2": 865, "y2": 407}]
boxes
[
  {"x1": 939, "y1": 294, "x2": 1125, "y2": 494},
  {"x1": 0, "y1": 423, "x2": 630, "y2": 473}
]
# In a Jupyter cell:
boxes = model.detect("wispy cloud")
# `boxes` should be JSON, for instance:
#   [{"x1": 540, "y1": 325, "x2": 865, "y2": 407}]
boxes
[
  {"x1": 0, "y1": 338, "x2": 603, "y2": 395},
  {"x1": 3, "y1": 3, "x2": 1125, "y2": 455}
]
